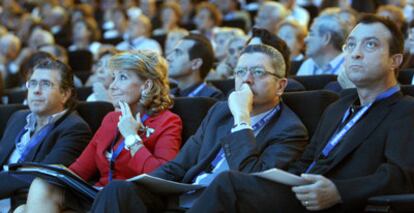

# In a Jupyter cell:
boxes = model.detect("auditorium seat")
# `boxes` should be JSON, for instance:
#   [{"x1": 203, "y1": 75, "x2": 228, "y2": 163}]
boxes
[
  {"x1": 286, "y1": 79, "x2": 306, "y2": 92},
  {"x1": 171, "y1": 97, "x2": 217, "y2": 145},
  {"x1": 397, "y1": 69, "x2": 414, "y2": 85},
  {"x1": 0, "y1": 104, "x2": 28, "y2": 139},
  {"x1": 68, "y1": 50, "x2": 93, "y2": 72},
  {"x1": 3, "y1": 89, "x2": 27, "y2": 104},
  {"x1": 292, "y1": 75, "x2": 338, "y2": 90},
  {"x1": 76, "y1": 87, "x2": 93, "y2": 101},
  {"x1": 76, "y1": 101, "x2": 114, "y2": 134},
  {"x1": 282, "y1": 90, "x2": 339, "y2": 138},
  {"x1": 208, "y1": 79, "x2": 235, "y2": 97},
  {"x1": 365, "y1": 194, "x2": 414, "y2": 212}
]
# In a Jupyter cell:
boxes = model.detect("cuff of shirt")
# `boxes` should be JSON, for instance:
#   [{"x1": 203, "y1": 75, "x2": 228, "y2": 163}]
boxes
[{"x1": 231, "y1": 122, "x2": 253, "y2": 133}]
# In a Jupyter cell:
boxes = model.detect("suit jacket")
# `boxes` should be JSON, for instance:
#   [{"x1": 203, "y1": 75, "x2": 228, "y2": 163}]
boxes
[
  {"x1": 150, "y1": 101, "x2": 308, "y2": 184},
  {"x1": 0, "y1": 109, "x2": 92, "y2": 198},
  {"x1": 289, "y1": 92, "x2": 414, "y2": 212},
  {"x1": 69, "y1": 110, "x2": 182, "y2": 186},
  {"x1": 170, "y1": 82, "x2": 225, "y2": 100}
]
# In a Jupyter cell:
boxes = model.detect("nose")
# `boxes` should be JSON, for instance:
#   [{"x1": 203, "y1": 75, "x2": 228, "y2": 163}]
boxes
[
  {"x1": 242, "y1": 71, "x2": 254, "y2": 85},
  {"x1": 350, "y1": 44, "x2": 363, "y2": 60}
]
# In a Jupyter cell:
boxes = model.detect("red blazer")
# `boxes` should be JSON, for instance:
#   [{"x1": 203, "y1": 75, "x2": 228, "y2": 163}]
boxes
[{"x1": 69, "y1": 110, "x2": 182, "y2": 186}]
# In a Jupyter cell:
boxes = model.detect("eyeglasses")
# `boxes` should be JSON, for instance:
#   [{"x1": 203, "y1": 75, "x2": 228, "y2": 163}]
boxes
[
  {"x1": 342, "y1": 38, "x2": 381, "y2": 53},
  {"x1": 234, "y1": 67, "x2": 281, "y2": 79},
  {"x1": 26, "y1": 80, "x2": 55, "y2": 90}
]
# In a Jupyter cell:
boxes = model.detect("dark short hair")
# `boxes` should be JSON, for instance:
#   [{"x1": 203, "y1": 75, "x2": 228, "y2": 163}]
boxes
[
  {"x1": 183, "y1": 33, "x2": 215, "y2": 80},
  {"x1": 357, "y1": 14, "x2": 404, "y2": 55},
  {"x1": 247, "y1": 28, "x2": 291, "y2": 76},
  {"x1": 31, "y1": 58, "x2": 77, "y2": 109}
]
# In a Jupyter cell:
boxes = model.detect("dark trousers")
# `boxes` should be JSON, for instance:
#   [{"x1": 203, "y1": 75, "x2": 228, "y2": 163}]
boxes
[
  {"x1": 188, "y1": 171, "x2": 340, "y2": 213},
  {"x1": 90, "y1": 180, "x2": 172, "y2": 213}
]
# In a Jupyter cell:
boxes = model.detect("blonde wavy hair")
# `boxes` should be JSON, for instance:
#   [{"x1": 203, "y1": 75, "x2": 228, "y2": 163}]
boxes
[{"x1": 109, "y1": 50, "x2": 173, "y2": 115}]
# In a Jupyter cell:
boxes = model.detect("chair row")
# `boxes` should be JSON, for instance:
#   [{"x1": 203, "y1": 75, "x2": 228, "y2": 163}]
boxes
[{"x1": 0, "y1": 91, "x2": 340, "y2": 147}]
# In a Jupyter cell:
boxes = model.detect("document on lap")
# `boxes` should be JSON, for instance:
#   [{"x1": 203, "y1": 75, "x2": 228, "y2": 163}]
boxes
[
  {"x1": 127, "y1": 174, "x2": 204, "y2": 194},
  {"x1": 6, "y1": 162, "x2": 99, "y2": 202},
  {"x1": 252, "y1": 168, "x2": 310, "y2": 186}
]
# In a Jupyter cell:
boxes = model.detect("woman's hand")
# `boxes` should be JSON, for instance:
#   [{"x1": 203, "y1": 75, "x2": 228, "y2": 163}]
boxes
[{"x1": 117, "y1": 101, "x2": 143, "y2": 139}]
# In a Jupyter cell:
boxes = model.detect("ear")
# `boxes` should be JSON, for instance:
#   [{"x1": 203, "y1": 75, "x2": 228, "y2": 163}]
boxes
[
  {"x1": 142, "y1": 79, "x2": 154, "y2": 93},
  {"x1": 390, "y1": 53, "x2": 403, "y2": 71},
  {"x1": 61, "y1": 89, "x2": 72, "y2": 106},
  {"x1": 275, "y1": 78, "x2": 288, "y2": 96},
  {"x1": 322, "y1": 33, "x2": 331, "y2": 46},
  {"x1": 191, "y1": 58, "x2": 203, "y2": 71}
]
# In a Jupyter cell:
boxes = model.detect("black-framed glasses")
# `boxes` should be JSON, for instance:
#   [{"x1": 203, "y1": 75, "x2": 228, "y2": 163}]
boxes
[{"x1": 234, "y1": 67, "x2": 281, "y2": 79}]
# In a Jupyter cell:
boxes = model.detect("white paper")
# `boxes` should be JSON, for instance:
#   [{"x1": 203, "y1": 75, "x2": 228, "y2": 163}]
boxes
[
  {"x1": 252, "y1": 168, "x2": 310, "y2": 186},
  {"x1": 127, "y1": 174, "x2": 204, "y2": 194}
]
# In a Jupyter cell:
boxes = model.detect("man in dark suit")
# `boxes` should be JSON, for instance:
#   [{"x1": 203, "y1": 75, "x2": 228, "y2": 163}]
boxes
[
  {"x1": 90, "y1": 40, "x2": 309, "y2": 212},
  {"x1": 167, "y1": 34, "x2": 225, "y2": 100},
  {"x1": 186, "y1": 14, "x2": 414, "y2": 213},
  {"x1": 0, "y1": 58, "x2": 92, "y2": 206}
]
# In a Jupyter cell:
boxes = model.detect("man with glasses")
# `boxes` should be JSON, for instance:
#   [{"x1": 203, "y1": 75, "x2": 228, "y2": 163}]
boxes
[
  {"x1": 90, "y1": 42, "x2": 309, "y2": 212},
  {"x1": 0, "y1": 58, "x2": 92, "y2": 209},
  {"x1": 184, "y1": 14, "x2": 414, "y2": 212}
]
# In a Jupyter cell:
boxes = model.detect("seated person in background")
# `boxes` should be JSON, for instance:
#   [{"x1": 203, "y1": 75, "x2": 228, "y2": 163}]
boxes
[
  {"x1": 0, "y1": 58, "x2": 92, "y2": 207},
  {"x1": 90, "y1": 43, "x2": 309, "y2": 212},
  {"x1": 213, "y1": 34, "x2": 248, "y2": 80},
  {"x1": 15, "y1": 50, "x2": 183, "y2": 212},
  {"x1": 167, "y1": 34, "x2": 225, "y2": 100},
  {"x1": 193, "y1": 2, "x2": 222, "y2": 41},
  {"x1": 116, "y1": 14, "x2": 162, "y2": 55},
  {"x1": 164, "y1": 29, "x2": 189, "y2": 57},
  {"x1": 276, "y1": 20, "x2": 307, "y2": 76},
  {"x1": 296, "y1": 14, "x2": 348, "y2": 76},
  {"x1": 212, "y1": 27, "x2": 245, "y2": 62},
  {"x1": 86, "y1": 50, "x2": 117, "y2": 102},
  {"x1": 0, "y1": 33, "x2": 21, "y2": 88},
  {"x1": 38, "y1": 44, "x2": 83, "y2": 87},
  {"x1": 187, "y1": 14, "x2": 414, "y2": 213},
  {"x1": 153, "y1": 2, "x2": 184, "y2": 36}
]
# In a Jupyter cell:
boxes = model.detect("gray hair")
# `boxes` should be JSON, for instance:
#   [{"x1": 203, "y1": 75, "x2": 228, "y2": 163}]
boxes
[
  {"x1": 240, "y1": 44, "x2": 286, "y2": 78},
  {"x1": 314, "y1": 14, "x2": 348, "y2": 51}
]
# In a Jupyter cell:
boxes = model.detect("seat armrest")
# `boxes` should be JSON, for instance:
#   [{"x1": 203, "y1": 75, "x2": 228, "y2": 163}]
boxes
[{"x1": 365, "y1": 194, "x2": 414, "y2": 212}]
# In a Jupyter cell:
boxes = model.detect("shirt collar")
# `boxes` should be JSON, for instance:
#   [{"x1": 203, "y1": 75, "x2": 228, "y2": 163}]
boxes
[
  {"x1": 313, "y1": 53, "x2": 345, "y2": 73},
  {"x1": 25, "y1": 109, "x2": 68, "y2": 132}
]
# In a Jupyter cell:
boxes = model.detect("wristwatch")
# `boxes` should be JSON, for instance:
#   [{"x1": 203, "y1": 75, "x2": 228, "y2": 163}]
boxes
[{"x1": 124, "y1": 134, "x2": 142, "y2": 150}]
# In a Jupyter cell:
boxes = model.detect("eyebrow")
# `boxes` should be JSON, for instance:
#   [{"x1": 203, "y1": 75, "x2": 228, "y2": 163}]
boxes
[{"x1": 347, "y1": 36, "x2": 380, "y2": 41}]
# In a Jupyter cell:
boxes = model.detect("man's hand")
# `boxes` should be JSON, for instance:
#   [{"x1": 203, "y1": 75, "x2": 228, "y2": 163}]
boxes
[
  {"x1": 292, "y1": 174, "x2": 342, "y2": 211},
  {"x1": 117, "y1": 101, "x2": 143, "y2": 138},
  {"x1": 228, "y1": 83, "x2": 253, "y2": 125}
]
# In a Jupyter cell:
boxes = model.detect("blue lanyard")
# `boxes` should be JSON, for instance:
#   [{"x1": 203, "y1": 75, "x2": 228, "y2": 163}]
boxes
[
  {"x1": 15, "y1": 124, "x2": 54, "y2": 163},
  {"x1": 108, "y1": 113, "x2": 150, "y2": 181},
  {"x1": 312, "y1": 57, "x2": 344, "y2": 75},
  {"x1": 305, "y1": 85, "x2": 400, "y2": 173},
  {"x1": 210, "y1": 104, "x2": 282, "y2": 169},
  {"x1": 188, "y1": 83, "x2": 207, "y2": 97}
]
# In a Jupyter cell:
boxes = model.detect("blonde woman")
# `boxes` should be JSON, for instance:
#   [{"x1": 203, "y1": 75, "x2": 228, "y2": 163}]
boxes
[{"x1": 15, "y1": 50, "x2": 182, "y2": 213}]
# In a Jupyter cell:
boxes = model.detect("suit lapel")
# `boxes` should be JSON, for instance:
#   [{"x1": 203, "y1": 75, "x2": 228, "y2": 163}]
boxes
[
  {"x1": 325, "y1": 93, "x2": 402, "y2": 172},
  {"x1": 183, "y1": 113, "x2": 234, "y2": 183},
  {"x1": 0, "y1": 111, "x2": 29, "y2": 166},
  {"x1": 23, "y1": 110, "x2": 73, "y2": 162}
]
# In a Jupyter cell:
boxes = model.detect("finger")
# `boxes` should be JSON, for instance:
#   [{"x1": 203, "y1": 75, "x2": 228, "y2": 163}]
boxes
[
  {"x1": 292, "y1": 184, "x2": 315, "y2": 194},
  {"x1": 295, "y1": 192, "x2": 313, "y2": 202},
  {"x1": 118, "y1": 101, "x2": 124, "y2": 115},
  {"x1": 301, "y1": 174, "x2": 323, "y2": 183},
  {"x1": 123, "y1": 102, "x2": 133, "y2": 117},
  {"x1": 136, "y1": 112, "x2": 141, "y2": 123}
]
